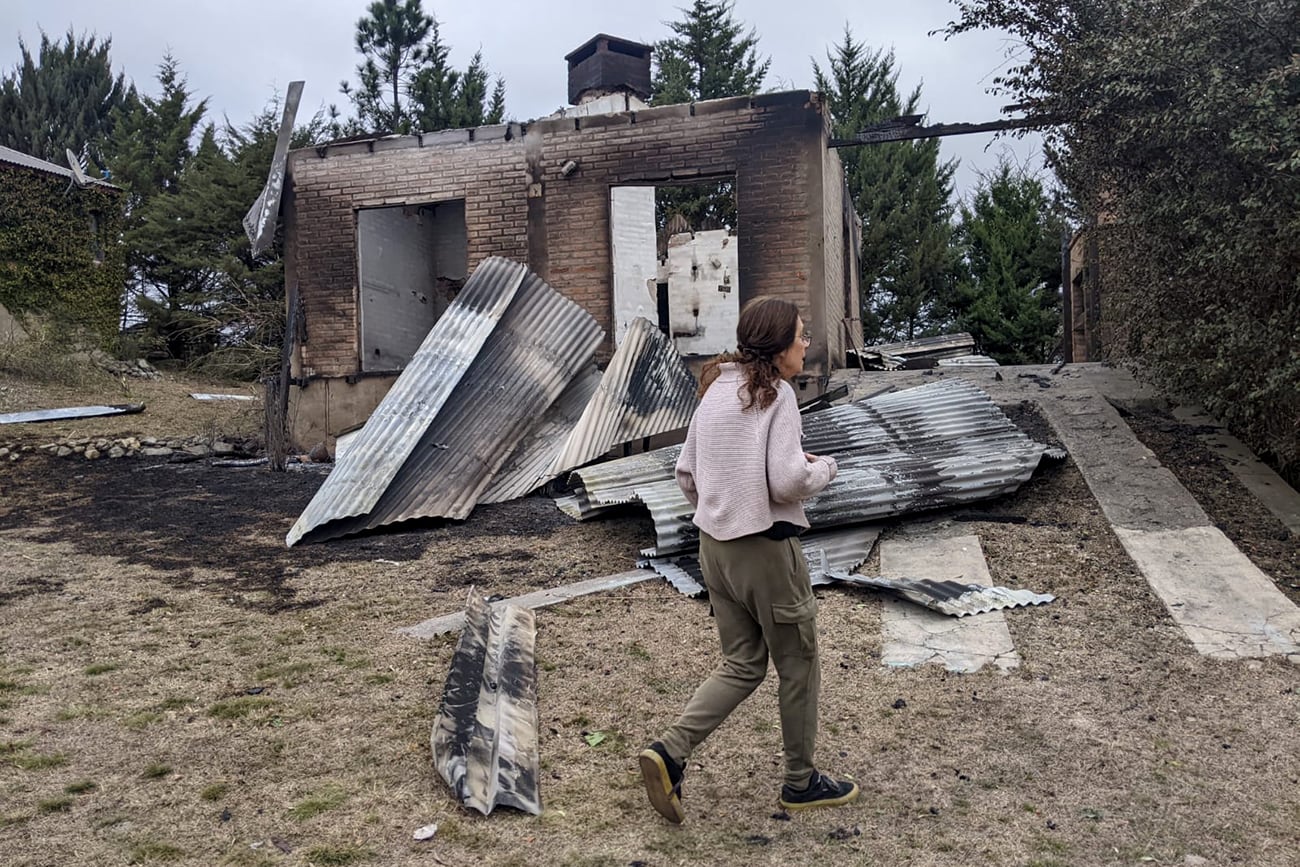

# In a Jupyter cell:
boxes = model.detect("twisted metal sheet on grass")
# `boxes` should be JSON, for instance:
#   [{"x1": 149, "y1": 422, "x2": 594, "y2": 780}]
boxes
[
  {"x1": 432, "y1": 593, "x2": 541, "y2": 815},
  {"x1": 824, "y1": 572, "x2": 1056, "y2": 616}
]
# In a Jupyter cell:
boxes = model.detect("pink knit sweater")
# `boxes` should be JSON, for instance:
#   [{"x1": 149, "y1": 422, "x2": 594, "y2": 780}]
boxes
[{"x1": 675, "y1": 363, "x2": 837, "y2": 541}]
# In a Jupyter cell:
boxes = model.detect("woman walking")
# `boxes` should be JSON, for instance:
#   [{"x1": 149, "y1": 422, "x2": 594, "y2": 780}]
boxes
[{"x1": 639, "y1": 296, "x2": 859, "y2": 824}]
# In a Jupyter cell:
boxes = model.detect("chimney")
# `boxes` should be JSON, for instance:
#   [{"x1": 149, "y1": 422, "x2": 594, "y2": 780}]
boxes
[{"x1": 565, "y1": 34, "x2": 653, "y2": 105}]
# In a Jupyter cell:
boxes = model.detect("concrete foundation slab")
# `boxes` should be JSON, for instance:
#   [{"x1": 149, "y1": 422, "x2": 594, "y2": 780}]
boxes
[
  {"x1": 1112, "y1": 526, "x2": 1300, "y2": 660},
  {"x1": 879, "y1": 535, "x2": 1019, "y2": 673}
]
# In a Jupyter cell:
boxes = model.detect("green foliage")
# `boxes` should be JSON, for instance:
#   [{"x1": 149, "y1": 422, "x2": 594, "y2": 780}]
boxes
[
  {"x1": 0, "y1": 29, "x2": 131, "y2": 165},
  {"x1": 651, "y1": 1, "x2": 766, "y2": 234},
  {"x1": 650, "y1": 0, "x2": 770, "y2": 104},
  {"x1": 0, "y1": 166, "x2": 125, "y2": 343},
  {"x1": 948, "y1": 0, "x2": 1300, "y2": 476},
  {"x1": 815, "y1": 26, "x2": 958, "y2": 343},
  {"x1": 338, "y1": 0, "x2": 505, "y2": 136},
  {"x1": 104, "y1": 55, "x2": 325, "y2": 376},
  {"x1": 951, "y1": 162, "x2": 1066, "y2": 364}
]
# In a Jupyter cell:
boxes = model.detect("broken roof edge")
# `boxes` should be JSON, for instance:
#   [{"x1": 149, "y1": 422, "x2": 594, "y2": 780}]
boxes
[
  {"x1": 294, "y1": 90, "x2": 822, "y2": 161},
  {"x1": 0, "y1": 145, "x2": 121, "y2": 189}
]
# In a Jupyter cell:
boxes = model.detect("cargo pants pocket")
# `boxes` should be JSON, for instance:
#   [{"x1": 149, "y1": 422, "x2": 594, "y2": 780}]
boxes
[{"x1": 770, "y1": 595, "x2": 818, "y2": 658}]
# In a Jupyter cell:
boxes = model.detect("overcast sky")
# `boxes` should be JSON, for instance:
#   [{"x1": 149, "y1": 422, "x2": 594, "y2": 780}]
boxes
[{"x1": 3, "y1": 0, "x2": 1044, "y2": 201}]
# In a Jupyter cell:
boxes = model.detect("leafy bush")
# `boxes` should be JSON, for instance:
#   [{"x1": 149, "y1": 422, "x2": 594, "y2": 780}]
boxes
[{"x1": 949, "y1": 0, "x2": 1300, "y2": 479}]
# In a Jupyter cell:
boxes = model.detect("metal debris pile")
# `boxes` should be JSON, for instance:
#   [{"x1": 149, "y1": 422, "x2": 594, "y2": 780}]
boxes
[
  {"x1": 570, "y1": 377, "x2": 1065, "y2": 559},
  {"x1": 287, "y1": 257, "x2": 698, "y2": 546},
  {"x1": 847, "y1": 332, "x2": 996, "y2": 370},
  {"x1": 556, "y1": 376, "x2": 1064, "y2": 613}
]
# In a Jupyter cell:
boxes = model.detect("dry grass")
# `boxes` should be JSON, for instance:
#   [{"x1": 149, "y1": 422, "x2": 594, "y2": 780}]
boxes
[{"x1": 0, "y1": 371, "x2": 1297, "y2": 866}]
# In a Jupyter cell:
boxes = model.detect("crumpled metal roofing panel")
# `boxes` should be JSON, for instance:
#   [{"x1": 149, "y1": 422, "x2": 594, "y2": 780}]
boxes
[
  {"x1": 351, "y1": 270, "x2": 603, "y2": 535},
  {"x1": 432, "y1": 593, "x2": 541, "y2": 815},
  {"x1": 288, "y1": 258, "x2": 523, "y2": 545},
  {"x1": 570, "y1": 445, "x2": 684, "y2": 517},
  {"x1": 825, "y1": 572, "x2": 1055, "y2": 616},
  {"x1": 573, "y1": 379, "x2": 1060, "y2": 556},
  {"x1": 849, "y1": 332, "x2": 976, "y2": 370},
  {"x1": 478, "y1": 365, "x2": 603, "y2": 504},
  {"x1": 937, "y1": 354, "x2": 1000, "y2": 367},
  {"x1": 481, "y1": 317, "x2": 697, "y2": 504},
  {"x1": 287, "y1": 258, "x2": 601, "y2": 544},
  {"x1": 548, "y1": 316, "x2": 698, "y2": 472}
]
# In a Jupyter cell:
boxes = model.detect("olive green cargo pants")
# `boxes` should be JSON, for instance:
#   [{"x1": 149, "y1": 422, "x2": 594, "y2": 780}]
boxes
[{"x1": 658, "y1": 531, "x2": 820, "y2": 789}]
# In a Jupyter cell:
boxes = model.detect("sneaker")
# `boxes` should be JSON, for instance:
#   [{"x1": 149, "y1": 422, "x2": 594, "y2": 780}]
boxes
[
  {"x1": 778, "y1": 770, "x2": 860, "y2": 811},
  {"x1": 638, "y1": 741, "x2": 685, "y2": 824}
]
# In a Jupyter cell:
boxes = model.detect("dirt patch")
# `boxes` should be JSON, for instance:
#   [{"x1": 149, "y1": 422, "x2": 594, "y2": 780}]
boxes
[
  {"x1": 1119, "y1": 405, "x2": 1299, "y2": 602},
  {"x1": 0, "y1": 373, "x2": 1297, "y2": 866}
]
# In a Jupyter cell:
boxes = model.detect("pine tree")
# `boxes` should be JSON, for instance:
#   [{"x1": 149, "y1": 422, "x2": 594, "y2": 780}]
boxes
[
  {"x1": 651, "y1": 0, "x2": 770, "y2": 234},
  {"x1": 341, "y1": 0, "x2": 434, "y2": 134},
  {"x1": 340, "y1": 0, "x2": 507, "y2": 135},
  {"x1": 951, "y1": 162, "x2": 1065, "y2": 364},
  {"x1": 0, "y1": 29, "x2": 130, "y2": 164},
  {"x1": 103, "y1": 55, "x2": 208, "y2": 346},
  {"x1": 651, "y1": 0, "x2": 770, "y2": 104},
  {"x1": 815, "y1": 25, "x2": 957, "y2": 343}
]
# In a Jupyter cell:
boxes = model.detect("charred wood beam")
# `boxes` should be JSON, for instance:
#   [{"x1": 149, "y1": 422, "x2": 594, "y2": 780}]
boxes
[{"x1": 829, "y1": 116, "x2": 1039, "y2": 148}]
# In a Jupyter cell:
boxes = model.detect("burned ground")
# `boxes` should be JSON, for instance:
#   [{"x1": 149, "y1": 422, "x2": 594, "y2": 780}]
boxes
[
  {"x1": 0, "y1": 457, "x2": 643, "y2": 613},
  {"x1": 0, "y1": 377, "x2": 1297, "y2": 866}
]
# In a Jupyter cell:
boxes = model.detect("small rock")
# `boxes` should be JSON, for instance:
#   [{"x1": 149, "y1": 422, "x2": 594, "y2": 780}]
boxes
[
  {"x1": 213, "y1": 441, "x2": 236, "y2": 455},
  {"x1": 308, "y1": 442, "x2": 331, "y2": 462},
  {"x1": 108, "y1": 446, "x2": 126, "y2": 459},
  {"x1": 0, "y1": 447, "x2": 8, "y2": 458},
  {"x1": 412, "y1": 822, "x2": 438, "y2": 841},
  {"x1": 56, "y1": 446, "x2": 73, "y2": 457},
  {"x1": 141, "y1": 447, "x2": 173, "y2": 457},
  {"x1": 84, "y1": 448, "x2": 100, "y2": 460},
  {"x1": 7, "y1": 453, "x2": 17, "y2": 462},
  {"x1": 892, "y1": 698, "x2": 907, "y2": 709},
  {"x1": 184, "y1": 444, "x2": 211, "y2": 457}
]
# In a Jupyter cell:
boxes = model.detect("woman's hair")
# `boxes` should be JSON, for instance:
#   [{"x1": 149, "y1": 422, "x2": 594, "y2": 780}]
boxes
[{"x1": 698, "y1": 296, "x2": 800, "y2": 410}]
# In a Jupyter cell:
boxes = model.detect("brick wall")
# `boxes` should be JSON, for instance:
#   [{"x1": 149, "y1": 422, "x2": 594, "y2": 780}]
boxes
[{"x1": 284, "y1": 92, "x2": 842, "y2": 440}]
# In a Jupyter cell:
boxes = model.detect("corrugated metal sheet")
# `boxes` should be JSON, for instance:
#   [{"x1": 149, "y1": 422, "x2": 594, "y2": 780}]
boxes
[
  {"x1": 641, "y1": 524, "x2": 883, "y2": 597},
  {"x1": 432, "y1": 594, "x2": 541, "y2": 815},
  {"x1": 848, "y1": 332, "x2": 976, "y2": 370},
  {"x1": 478, "y1": 365, "x2": 603, "y2": 504},
  {"x1": 825, "y1": 572, "x2": 1055, "y2": 616},
  {"x1": 288, "y1": 258, "x2": 611, "y2": 545},
  {"x1": 243, "y1": 80, "x2": 302, "y2": 256},
  {"x1": 548, "y1": 316, "x2": 697, "y2": 472},
  {"x1": 937, "y1": 354, "x2": 1000, "y2": 368},
  {"x1": 287, "y1": 258, "x2": 527, "y2": 545},
  {"x1": 570, "y1": 378, "x2": 1061, "y2": 556},
  {"x1": 481, "y1": 316, "x2": 697, "y2": 504},
  {"x1": 0, "y1": 144, "x2": 117, "y2": 187}
]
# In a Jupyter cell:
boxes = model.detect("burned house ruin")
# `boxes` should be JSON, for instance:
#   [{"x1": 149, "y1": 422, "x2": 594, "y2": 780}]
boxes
[{"x1": 281, "y1": 34, "x2": 863, "y2": 449}]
